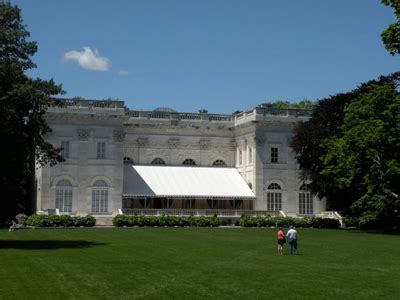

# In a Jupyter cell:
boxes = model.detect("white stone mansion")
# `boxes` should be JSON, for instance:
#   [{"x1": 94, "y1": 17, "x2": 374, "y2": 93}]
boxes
[{"x1": 35, "y1": 99, "x2": 326, "y2": 218}]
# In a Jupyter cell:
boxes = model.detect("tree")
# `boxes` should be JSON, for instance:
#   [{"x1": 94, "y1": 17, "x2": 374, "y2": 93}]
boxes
[
  {"x1": 0, "y1": 2, "x2": 64, "y2": 221},
  {"x1": 381, "y1": 0, "x2": 400, "y2": 55},
  {"x1": 258, "y1": 99, "x2": 315, "y2": 110},
  {"x1": 321, "y1": 84, "x2": 400, "y2": 229},
  {"x1": 291, "y1": 73, "x2": 400, "y2": 215}
]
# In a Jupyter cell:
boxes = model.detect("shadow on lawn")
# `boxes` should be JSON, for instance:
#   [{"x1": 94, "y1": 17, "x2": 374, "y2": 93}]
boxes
[{"x1": 0, "y1": 240, "x2": 107, "y2": 250}]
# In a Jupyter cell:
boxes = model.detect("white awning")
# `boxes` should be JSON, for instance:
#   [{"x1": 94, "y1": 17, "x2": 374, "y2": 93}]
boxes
[{"x1": 123, "y1": 165, "x2": 255, "y2": 199}]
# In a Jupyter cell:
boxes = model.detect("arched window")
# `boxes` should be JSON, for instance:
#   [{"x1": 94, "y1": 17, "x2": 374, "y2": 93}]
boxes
[
  {"x1": 182, "y1": 158, "x2": 196, "y2": 165},
  {"x1": 92, "y1": 180, "x2": 108, "y2": 213},
  {"x1": 152, "y1": 158, "x2": 166, "y2": 165},
  {"x1": 55, "y1": 179, "x2": 72, "y2": 212},
  {"x1": 212, "y1": 159, "x2": 226, "y2": 166},
  {"x1": 266, "y1": 183, "x2": 282, "y2": 211},
  {"x1": 299, "y1": 184, "x2": 313, "y2": 215},
  {"x1": 123, "y1": 157, "x2": 134, "y2": 164}
]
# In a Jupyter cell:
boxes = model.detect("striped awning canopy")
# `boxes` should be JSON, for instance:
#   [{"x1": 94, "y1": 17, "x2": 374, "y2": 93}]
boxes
[{"x1": 123, "y1": 165, "x2": 255, "y2": 199}]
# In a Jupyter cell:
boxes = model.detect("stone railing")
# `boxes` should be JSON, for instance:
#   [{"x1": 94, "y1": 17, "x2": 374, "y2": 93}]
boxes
[
  {"x1": 125, "y1": 110, "x2": 232, "y2": 122},
  {"x1": 50, "y1": 98, "x2": 312, "y2": 124},
  {"x1": 121, "y1": 209, "x2": 280, "y2": 217},
  {"x1": 179, "y1": 113, "x2": 201, "y2": 120},
  {"x1": 53, "y1": 98, "x2": 124, "y2": 109},
  {"x1": 234, "y1": 107, "x2": 312, "y2": 125}
]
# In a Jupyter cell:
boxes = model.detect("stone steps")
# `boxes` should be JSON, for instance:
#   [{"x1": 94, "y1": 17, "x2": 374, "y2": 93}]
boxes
[{"x1": 94, "y1": 216, "x2": 114, "y2": 226}]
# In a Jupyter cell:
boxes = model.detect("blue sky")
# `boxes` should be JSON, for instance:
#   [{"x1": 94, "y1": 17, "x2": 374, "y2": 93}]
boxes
[{"x1": 13, "y1": 0, "x2": 399, "y2": 113}]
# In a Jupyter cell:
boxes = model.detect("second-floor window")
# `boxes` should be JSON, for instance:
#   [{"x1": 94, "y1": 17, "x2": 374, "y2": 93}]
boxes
[
  {"x1": 61, "y1": 141, "x2": 70, "y2": 159},
  {"x1": 271, "y1": 147, "x2": 278, "y2": 163},
  {"x1": 97, "y1": 142, "x2": 106, "y2": 159},
  {"x1": 248, "y1": 147, "x2": 253, "y2": 164}
]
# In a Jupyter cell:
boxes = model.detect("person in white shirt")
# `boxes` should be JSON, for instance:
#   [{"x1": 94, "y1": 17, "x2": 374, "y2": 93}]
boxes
[{"x1": 286, "y1": 226, "x2": 298, "y2": 255}]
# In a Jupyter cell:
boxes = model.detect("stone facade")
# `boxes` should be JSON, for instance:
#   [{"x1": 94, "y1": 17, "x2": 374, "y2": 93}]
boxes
[{"x1": 36, "y1": 99, "x2": 326, "y2": 216}]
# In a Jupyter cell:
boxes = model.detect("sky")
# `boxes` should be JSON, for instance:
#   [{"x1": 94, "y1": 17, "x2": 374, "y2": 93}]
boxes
[{"x1": 12, "y1": 0, "x2": 400, "y2": 113}]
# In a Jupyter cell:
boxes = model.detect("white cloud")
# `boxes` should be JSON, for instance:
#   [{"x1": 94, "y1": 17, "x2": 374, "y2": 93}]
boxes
[
  {"x1": 118, "y1": 70, "x2": 129, "y2": 76},
  {"x1": 62, "y1": 47, "x2": 111, "y2": 71}
]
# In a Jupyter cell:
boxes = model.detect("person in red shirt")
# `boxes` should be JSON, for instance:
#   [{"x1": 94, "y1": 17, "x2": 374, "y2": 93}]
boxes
[{"x1": 277, "y1": 227, "x2": 286, "y2": 255}]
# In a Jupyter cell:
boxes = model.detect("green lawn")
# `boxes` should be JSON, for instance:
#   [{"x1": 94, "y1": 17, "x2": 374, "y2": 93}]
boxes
[{"x1": 0, "y1": 228, "x2": 399, "y2": 299}]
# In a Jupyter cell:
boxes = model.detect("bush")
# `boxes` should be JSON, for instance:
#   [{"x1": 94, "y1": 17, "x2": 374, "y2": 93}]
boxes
[
  {"x1": 239, "y1": 216, "x2": 340, "y2": 229},
  {"x1": 112, "y1": 215, "x2": 222, "y2": 227},
  {"x1": 26, "y1": 214, "x2": 96, "y2": 227},
  {"x1": 342, "y1": 216, "x2": 359, "y2": 228}
]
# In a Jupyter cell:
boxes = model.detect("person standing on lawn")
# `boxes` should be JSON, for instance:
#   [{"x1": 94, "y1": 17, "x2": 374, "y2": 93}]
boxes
[
  {"x1": 277, "y1": 227, "x2": 286, "y2": 255},
  {"x1": 286, "y1": 226, "x2": 298, "y2": 255}
]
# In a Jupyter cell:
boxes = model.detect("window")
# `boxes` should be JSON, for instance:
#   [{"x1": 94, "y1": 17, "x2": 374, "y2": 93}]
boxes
[
  {"x1": 182, "y1": 158, "x2": 196, "y2": 165},
  {"x1": 271, "y1": 147, "x2": 278, "y2": 163},
  {"x1": 266, "y1": 183, "x2": 282, "y2": 211},
  {"x1": 212, "y1": 160, "x2": 226, "y2": 166},
  {"x1": 248, "y1": 147, "x2": 253, "y2": 164},
  {"x1": 55, "y1": 179, "x2": 72, "y2": 212},
  {"x1": 92, "y1": 180, "x2": 108, "y2": 213},
  {"x1": 152, "y1": 158, "x2": 166, "y2": 165},
  {"x1": 123, "y1": 157, "x2": 134, "y2": 164},
  {"x1": 239, "y1": 149, "x2": 243, "y2": 165},
  {"x1": 97, "y1": 142, "x2": 105, "y2": 159},
  {"x1": 299, "y1": 184, "x2": 313, "y2": 215},
  {"x1": 60, "y1": 141, "x2": 70, "y2": 159}
]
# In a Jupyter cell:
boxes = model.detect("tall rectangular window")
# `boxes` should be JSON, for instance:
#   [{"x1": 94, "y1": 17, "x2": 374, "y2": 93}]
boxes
[
  {"x1": 60, "y1": 141, "x2": 70, "y2": 159},
  {"x1": 267, "y1": 192, "x2": 282, "y2": 211},
  {"x1": 55, "y1": 188, "x2": 72, "y2": 212},
  {"x1": 248, "y1": 147, "x2": 253, "y2": 164},
  {"x1": 97, "y1": 142, "x2": 105, "y2": 159},
  {"x1": 239, "y1": 149, "x2": 243, "y2": 165},
  {"x1": 92, "y1": 189, "x2": 108, "y2": 212},
  {"x1": 299, "y1": 192, "x2": 313, "y2": 215},
  {"x1": 271, "y1": 147, "x2": 278, "y2": 163}
]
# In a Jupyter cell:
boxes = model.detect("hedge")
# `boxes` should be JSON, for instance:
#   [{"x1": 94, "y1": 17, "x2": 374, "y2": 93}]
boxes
[
  {"x1": 26, "y1": 214, "x2": 96, "y2": 227},
  {"x1": 239, "y1": 215, "x2": 341, "y2": 229},
  {"x1": 112, "y1": 215, "x2": 340, "y2": 229},
  {"x1": 112, "y1": 215, "x2": 220, "y2": 227}
]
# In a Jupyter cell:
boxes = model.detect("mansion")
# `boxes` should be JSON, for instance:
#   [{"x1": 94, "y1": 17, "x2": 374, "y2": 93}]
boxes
[{"x1": 36, "y1": 99, "x2": 326, "y2": 220}]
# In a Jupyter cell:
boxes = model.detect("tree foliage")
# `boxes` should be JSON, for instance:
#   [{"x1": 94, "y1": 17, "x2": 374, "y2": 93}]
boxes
[
  {"x1": 381, "y1": 0, "x2": 400, "y2": 55},
  {"x1": 259, "y1": 99, "x2": 315, "y2": 110},
  {"x1": 321, "y1": 84, "x2": 400, "y2": 229},
  {"x1": 291, "y1": 73, "x2": 400, "y2": 226},
  {"x1": 0, "y1": 2, "x2": 63, "y2": 220}
]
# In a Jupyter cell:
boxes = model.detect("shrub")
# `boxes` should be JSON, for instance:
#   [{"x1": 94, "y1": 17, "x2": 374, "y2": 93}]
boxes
[
  {"x1": 112, "y1": 215, "x2": 222, "y2": 227},
  {"x1": 26, "y1": 214, "x2": 96, "y2": 227},
  {"x1": 342, "y1": 216, "x2": 359, "y2": 228},
  {"x1": 239, "y1": 215, "x2": 340, "y2": 229},
  {"x1": 59, "y1": 215, "x2": 74, "y2": 227},
  {"x1": 113, "y1": 215, "x2": 128, "y2": 227}
]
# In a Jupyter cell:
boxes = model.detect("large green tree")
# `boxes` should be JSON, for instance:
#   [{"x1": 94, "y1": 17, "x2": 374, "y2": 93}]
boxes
[
  {"x1": 0, "y1": 2, "x2": 63, "y2": 221},
  {"x1": 291, "y1": 73, "x2": 400, "y2": 217},
  {"x1": 381, "y1": 0, "x2": 400, "y2": 55},
  {"x1": 321, "y1": 83, "x2": 400, "y2": 229}
]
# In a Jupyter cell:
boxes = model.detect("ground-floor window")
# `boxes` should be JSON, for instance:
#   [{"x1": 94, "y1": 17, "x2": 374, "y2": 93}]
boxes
[
  {"x1": 55, "y1": 179, "x2": 72, "y2": 212},
  {"x1": 92, "y1": 180, "x2": 109, "y2": 213},
  {"x1": 299, "y1": 184, "x2": 313, "y2": 215},
  {"x1": 266, "y1": 183, "x2": 282, "y2": 211}
]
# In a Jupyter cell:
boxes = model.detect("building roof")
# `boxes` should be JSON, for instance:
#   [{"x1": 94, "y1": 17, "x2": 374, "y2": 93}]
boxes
[{"x1": 123, "y1": 165, "x2": 255, "y2": 199}]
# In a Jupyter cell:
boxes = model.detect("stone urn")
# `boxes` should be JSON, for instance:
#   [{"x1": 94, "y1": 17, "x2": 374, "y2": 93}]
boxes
[{"x1": 16, "y1": 213, "x2": 28, "y2": 227}]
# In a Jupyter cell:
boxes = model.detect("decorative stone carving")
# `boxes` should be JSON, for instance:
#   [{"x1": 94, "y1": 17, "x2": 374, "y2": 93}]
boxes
[
  {"x1": 137, "y1": 137, "x2": 149, "y2": 147},
  {"x1": 199, "y1": 139, "x2": 210, "y2": 150},
  {"x1": 113, "y1": 128, "x2": 125, "y2": 142},
  {"x1": 77, "y1": 128, "x2": 90, "y2": 140},
  {"x1": 228, "y1": 139, "x2": 236, "y2": 150},
  {"x1": 254, "y1": 136, "x2": 266, "y2": 146},
  {"x1": 168, "y1": 138, "x2": 180, "y2": 149}
]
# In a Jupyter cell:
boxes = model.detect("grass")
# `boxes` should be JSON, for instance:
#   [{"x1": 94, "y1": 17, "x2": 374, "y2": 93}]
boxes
[{"x1": 0, "y1": 228, "x2": 399, "y2": 299}]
